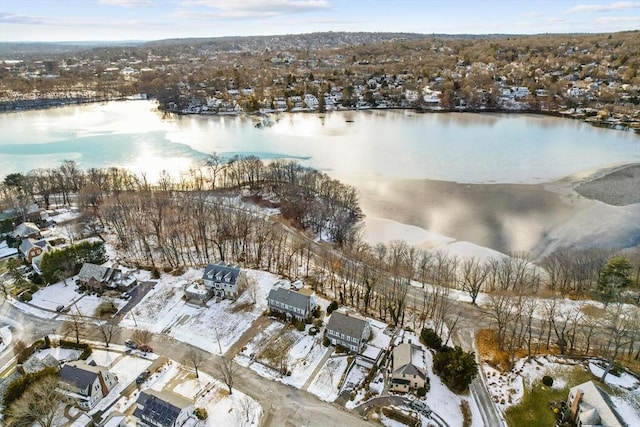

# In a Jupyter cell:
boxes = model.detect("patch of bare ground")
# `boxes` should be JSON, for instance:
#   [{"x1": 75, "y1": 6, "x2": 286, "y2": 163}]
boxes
[{"x1": 575, "y1": 163, "x2": 640, "y2": 206}]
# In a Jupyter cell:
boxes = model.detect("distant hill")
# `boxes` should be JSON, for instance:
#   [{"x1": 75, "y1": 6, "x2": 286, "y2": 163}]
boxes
[{"x1": 0, "y1": 41, "x2": 144, "y2": 59}]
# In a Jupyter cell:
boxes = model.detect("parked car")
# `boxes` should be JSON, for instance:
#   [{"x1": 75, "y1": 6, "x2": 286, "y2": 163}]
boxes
[
  {"x1": 55, "y1": 305, "x2": 65, "y2": 312},
  {"x1": 138, "y1": 344, "x2": 153, "y2": 353},
  {"x1": 124, "y1": 339, "x2": 137, "y2": 349},
  {"x1": 136, "y1": 370, "x2": 151, "y2": 384}
]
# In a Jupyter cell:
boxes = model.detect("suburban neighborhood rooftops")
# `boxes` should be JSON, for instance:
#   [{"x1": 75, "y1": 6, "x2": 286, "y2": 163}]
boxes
[
  {"x1": 134, "y1": 389, "x2": 192, "y2": 427},
  {"x1": 268, "y1": 286, "x2": 312, "y2": 310},
  {"x1": 327, "y1": 311, "x2": 369, "y2": 338},
  {"x1": 59, "y1": 360, "x2": 104, "y2": 391},
  {"x1": 78, "y1": 263, "x2": 112, "y2": 282},
  {"x1": 203, "y1": 262, "x2": 241, "y2": 284}
]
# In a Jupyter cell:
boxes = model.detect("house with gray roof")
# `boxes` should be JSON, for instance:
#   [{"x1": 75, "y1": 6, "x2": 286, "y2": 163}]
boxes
[
  {"x1": 202, "y1": 262, "x2": 243, "y2": 300},
  {"x1": 568, "y1": 380, "x2": 627, "y2": 427},
  {"x1": 133, "y1": 389, "x2": 194, "y2": 427},
  {"x1": 326, "y1": 311, "x2": 371, "y2": 353},
  {"x1": 267, "y1": 284, "x2": 317, "y2": 321},
  {"x1": 58, "y1": 360, "x2": 118, "y2": 410},
  {"x1": 77, "y1": 262, "x2": 136, "y2": 292},
  {"x1": 390, "y1": 342, "x2": 427, "y2": 393}
]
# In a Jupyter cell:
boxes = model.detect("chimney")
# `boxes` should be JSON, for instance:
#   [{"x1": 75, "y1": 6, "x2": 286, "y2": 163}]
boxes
[{"x1": 570, "y1": 389, "x2": 583, "y2": 417}]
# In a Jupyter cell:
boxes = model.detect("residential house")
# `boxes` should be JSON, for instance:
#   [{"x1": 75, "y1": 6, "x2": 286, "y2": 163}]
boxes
[
  {"x1": 58, "y1": 360, "x2": 118, "y2": 410},
  {"x1": 202, "y1": 262, "x2": 243, "y2": 300},
  {"x1": 0, "y1": 240, "x2": 18, "y2": 261},
  {"x1": 267, "y1": 284, "x2": 317, "y2": 321},
  {"x1": 325, "y1": 311, "x2": 371, "y2": 353},
  {"x1": 390, "y1": 342, "x2": 427, "y2": 393},
  {"x1": 19, "y1": 237, "x2": 51, "y2": 263},
  {"x1": 567, "y1": 380, "x2": 627, "y2": 427},
  {"x1": 184, "y1": 281, "x2": 213, "y2": 303},
  {"x1": 11, "y1": 222, "x2": 41, "y2": 239},
  {"x1": 133, "y1": 389, "x2": 194, "y2": 427},
  {"x1": 77, "y1": 263, "x2": 136, "y2": 292}
]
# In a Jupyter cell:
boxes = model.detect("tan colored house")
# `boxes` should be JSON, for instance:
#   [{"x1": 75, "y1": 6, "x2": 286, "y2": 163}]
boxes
[
  {"x1": 390, "y1": 342, "x2": 427, "y2": 393},
  {"x1": 567, "y1": 380, "x2": 627, "y2": 427}
]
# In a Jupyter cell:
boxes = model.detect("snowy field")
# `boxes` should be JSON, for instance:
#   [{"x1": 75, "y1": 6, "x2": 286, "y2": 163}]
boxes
[
  {"x1": 120, "y1": 268, "x2": 280, "y2": 355},
  {"x1": 308, "y1": 355, "x2": 350, "y2": 402},
  {"x1": 237, "y1": 323, "x2": 329, "y2": 389}
]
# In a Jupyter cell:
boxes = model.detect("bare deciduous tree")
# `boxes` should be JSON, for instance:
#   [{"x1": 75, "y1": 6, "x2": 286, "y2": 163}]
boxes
[
  {"x1": 216, "y1": 356, "x2": 239, "y2": 395},
  {"x1": 185, "y1": 347, "x2": 206, "y2": 378},
  {"x1": 132, "y1": 329, "x2": 153, "y2": 348},
  {"x1": 96, "y1": 320, "x2": 118, "y2": 348},
  {"x1": 62, "y1": 307, "x2": 83, "y2": 344},
  {"x1": 5, "y1": 375, "x2": 72, "y2": 427}
]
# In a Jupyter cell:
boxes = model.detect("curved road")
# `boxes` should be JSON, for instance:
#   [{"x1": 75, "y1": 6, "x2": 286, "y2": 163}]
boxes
[{"x1": 0, "y1": 297, "x2": 371, "y2": 427}]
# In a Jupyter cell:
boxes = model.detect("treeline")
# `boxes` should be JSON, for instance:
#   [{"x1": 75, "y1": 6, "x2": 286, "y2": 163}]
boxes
[{"x1": 1, "y1": 156, "x2": 362, "y2": 247}]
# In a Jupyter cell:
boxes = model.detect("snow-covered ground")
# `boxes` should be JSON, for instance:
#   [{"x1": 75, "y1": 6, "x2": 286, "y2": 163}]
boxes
[
  {"x1": 484, "y1": 355, "x2": 640, "y2": 424},
  {"x1": 308, "y1": 355, "x2": 350, "y2": 402},
  {"x1": 120, "y1": 269, "x2": 279, "y2": 355},
  {"x1": 0, "y1": 325, "x2": 12, "y2": 354}
]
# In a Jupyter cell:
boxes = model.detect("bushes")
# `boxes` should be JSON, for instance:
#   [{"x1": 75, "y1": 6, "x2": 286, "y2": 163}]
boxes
[
  {"x1": 194, "y1": 407, "x2": 208, "y2": 420},
  {"x1": 151, "y1": 267, "x2": 161, "y2": 279},
  {"x1": 96, "y1": 302, "x2": 118, "y2": 317},
  {"x1": 420, "y1": 328, "x2": 442, "y2": 351},
  {"x1": 40, "y1": 240, "x2": 106, "y2": 283},
  {"x1": 417, "y1": 387, "x2": 427, "y2": 397},
  {"x1": 322, "y1": 336, "x2": 330, "y2": 347},
  {"x1": 59, "y1": 340, "x2": 92, "y2": 360},
  {"x1": 18, "y1": 291, "x2": 32, "y2": 302},
  {"x1": 542, "y1": 375, "x2": 554, "y2": 387},
  {"x1": 433, "y1": 346, "x2": 478, "y2": 393},
  {"x1": 16, "y1": 339, "x2": 45, "y2": 364}
]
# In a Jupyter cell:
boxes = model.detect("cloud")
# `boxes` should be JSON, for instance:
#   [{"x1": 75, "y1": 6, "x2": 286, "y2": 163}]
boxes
[
  {"x1": 179, "y1": 0, "x2": 330, "y2": 18},
  {"x1": 547, "y1": 17, "x2": 567, "y2": 23},
  {"x1": 565, "y1": 1, "x2": 640, "y2": 14},
  {"x1": 0, "y1": 12, "x2": 45, "y2": 25},
  {"x1": 522, "y1": 12, "x2": 543, "y2": 18},
  {"x1": 99, "y1": 0, "x2": 154, "y2": 7},
  {"x1": 594, "y1": 15, "x2": 640, "y2": 22}
]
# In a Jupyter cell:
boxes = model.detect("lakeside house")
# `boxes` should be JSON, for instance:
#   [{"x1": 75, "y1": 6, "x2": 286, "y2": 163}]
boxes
[
  {"x1": 567, "y1": 380, "x2": 627, "y2": 427},
  {"x1": 325, "y1": 310, "x2": 371, "y2": 353},
  {"x1": 202, "y1": 262, "x2": 243, "y2": 300},
  {"x1": 267, "y1": 284, "x2": 317, "y2": 321},
  {"x1": 390, "y1": 341, "x2": 428, "y2": 393}
]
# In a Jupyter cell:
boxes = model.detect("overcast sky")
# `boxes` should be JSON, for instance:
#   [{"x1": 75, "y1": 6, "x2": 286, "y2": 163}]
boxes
[{"x1": 1, "y1": 0, "x2": 639, "y2": 42}]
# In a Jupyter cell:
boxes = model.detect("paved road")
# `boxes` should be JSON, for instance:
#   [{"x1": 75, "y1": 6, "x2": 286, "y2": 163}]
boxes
[{"x1": 0, "y1": 298, "x2": 372, "y2": 427}]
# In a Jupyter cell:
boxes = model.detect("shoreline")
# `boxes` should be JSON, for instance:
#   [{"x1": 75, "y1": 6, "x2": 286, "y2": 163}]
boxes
[
  {"x1": 353, "y1": 162, "x2": 640, "y2": 257},
  {"x1": 1, "y1": 96, "x2": 637, "y2": 133}
]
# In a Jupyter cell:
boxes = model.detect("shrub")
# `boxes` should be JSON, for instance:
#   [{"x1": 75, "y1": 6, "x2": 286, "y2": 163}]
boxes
[
  {"x1": 327, "y1": 301, "x2": 338, "y2": 314},
  {"x1": 151, "y1": 268, "x2": 160, "y2": 279},
  {"x1": 194, "y1": 407, "x2": 208, "y2": 420},
  {"x1": 295, "y1": 321, "x2": 305, "y2": 331},
  {"x1": 542, "y1": 375, "x2": 554, "y2": 387},
  {"x1": 96, "y1": 302, "x2": 118, "y2": 317},
  {"x1": 322, "y1": 336, "x2": 330, "y2": 347},
  {"x1": 417, "y1": 387, "x2": 427, "y2": 397},
  {"x1": 59, "y1": 340, "x2": 92, "y2": 359},
  {"x1": 420, "y1": 328, "x2": 442, "y2": 351},
  {"x1": 18, "y1": 291, "x2": 32, "y2": 302},
  {"x1": 31, "y1": 274, "x2": 43, "y2": 285},
  {"x1": 29, "y1": 284, "x2": 39, "y2": 293}
]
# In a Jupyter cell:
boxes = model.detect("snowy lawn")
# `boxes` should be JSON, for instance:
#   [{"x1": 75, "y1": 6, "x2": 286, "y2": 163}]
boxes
[
  {"x1": 18, "y1": 279, "x2": 124, "y2": 319},
  {"x1": 172, "y1": 370, "x2": 262, "y2": 427},
  {"x1": 307, "y1": 355, "x2": 350, "y2": 402},
  {"x1": 120, "y1": 269, "x2": 280, "y2": 355}
]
